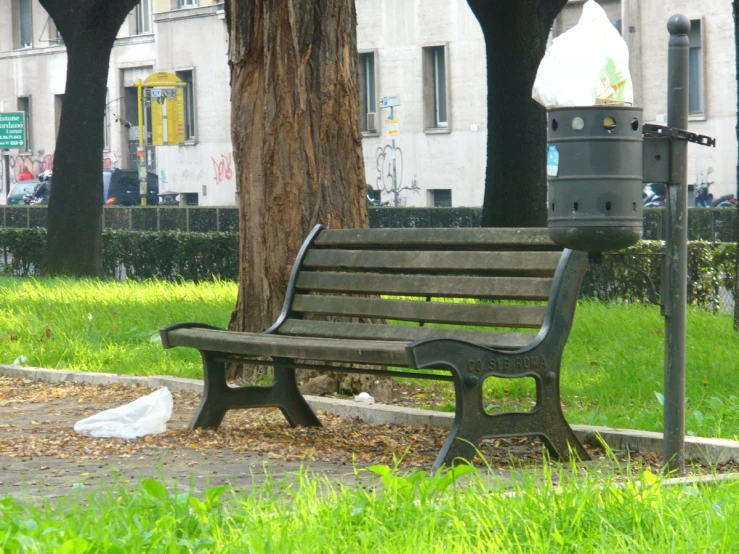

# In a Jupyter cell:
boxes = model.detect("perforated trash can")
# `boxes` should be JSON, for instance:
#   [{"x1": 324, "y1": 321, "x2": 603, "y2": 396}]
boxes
[{"x1": 547, "y1": 105, "x2": 643, "y2": 252}]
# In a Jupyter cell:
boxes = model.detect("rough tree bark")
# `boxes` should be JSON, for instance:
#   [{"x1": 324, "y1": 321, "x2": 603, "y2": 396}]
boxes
[
  {"x1": 467, "y1": 0, "x2": 568, "y2": 228},
  {"x1": 734, "y1": 0, "x2": 739, "y2": 330},
  {"x1": 39, "y1": 0, "x2": 140, "y2": 277},
  {"x1": 225, "y1": 1, "x2": 368, "y2": 378}
]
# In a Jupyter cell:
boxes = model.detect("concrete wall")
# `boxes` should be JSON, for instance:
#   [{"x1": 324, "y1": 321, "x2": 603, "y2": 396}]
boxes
[
  {"x1": 0, "y1": 0, "x2": 736, "y2": 207},
  {"x1": 640, "y1": 0, "x2": 737, "y2": 198},
  {"x1": 356, "y1": 0, "x2": 487, "y2": 207},
  {"x1": 153, "y1": 5, "x2": 233, "y2": 206}
]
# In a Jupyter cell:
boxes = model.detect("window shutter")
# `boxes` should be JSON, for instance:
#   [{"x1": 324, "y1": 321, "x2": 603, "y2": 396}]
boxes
[{"x1": 19, "y1": 0, "x2": 32, "y2": 47}]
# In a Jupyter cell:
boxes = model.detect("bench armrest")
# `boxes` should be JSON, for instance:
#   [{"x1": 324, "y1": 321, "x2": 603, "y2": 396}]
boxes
[{"x1": 159, "y1": 322, "x2": 226, "y2": 349}]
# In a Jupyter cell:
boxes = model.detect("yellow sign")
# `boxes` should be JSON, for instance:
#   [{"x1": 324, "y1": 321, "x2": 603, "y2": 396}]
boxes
[
  {"x1": 141, "y1": 72, "x2": 186, "y2": 146},
  {"x1": 144, "y1": 72, "x2": 183, "y2": 87},
  {"x1": 151, "y1": 99, "x2": 164, "y2": 146},
  {"x1": 387, "y1": 119, "x2": 400, "y2": 135},
  {"x1": 166, "y1": 88, "x2": 184, "y2": 145}
]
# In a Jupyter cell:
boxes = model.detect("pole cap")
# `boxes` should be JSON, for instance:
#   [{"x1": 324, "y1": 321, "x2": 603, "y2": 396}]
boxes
[{"x1": 667, "y1": 14, "x2": 690, "y2": 36}]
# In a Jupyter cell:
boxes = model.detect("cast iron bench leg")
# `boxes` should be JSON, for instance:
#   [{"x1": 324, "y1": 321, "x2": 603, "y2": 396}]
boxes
[
  {"x1": 191, "y1": 353, "x2": 320, "y2": 430},
  {"x1": 272, "y1": 358, "x2": 321, "y2": 427},
  {"x1": 409, "y1": 339, "x2": 589, "y2": 470},
  {"x1": 434, "y1": 370, "x2": 589, "y2": 469},
  {"x1": 191, "y1": 351, "x2": 230, "y2": 429},
  {"x1": 448, "y1": 368, "x2": 589, "y2": 464}
]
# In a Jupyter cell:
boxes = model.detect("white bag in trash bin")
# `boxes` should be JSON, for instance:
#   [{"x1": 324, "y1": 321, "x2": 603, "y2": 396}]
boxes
[
  {"x1": 532, "y1": 0, "x2": 633, "y2": 108},
  {"x1": 74, "y1": 387, "x2": 173, "y2": 439}
]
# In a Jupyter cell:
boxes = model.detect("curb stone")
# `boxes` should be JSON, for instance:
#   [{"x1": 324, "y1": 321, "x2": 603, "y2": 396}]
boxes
[{"x1": 3, "y1": 364, "x2": 739, "y2": 466}]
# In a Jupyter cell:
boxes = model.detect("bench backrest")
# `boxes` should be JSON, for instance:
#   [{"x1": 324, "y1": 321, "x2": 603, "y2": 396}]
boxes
[{"x1": 270, "y1": 226, "x2": 584, "y2": 350}]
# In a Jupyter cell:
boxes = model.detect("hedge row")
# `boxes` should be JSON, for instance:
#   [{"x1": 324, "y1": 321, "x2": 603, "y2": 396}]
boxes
[
  {"x1": 1, "y1": 206, "x2": 737, "y2": 242},
  {"x1": 582, "y1": 241, "x2": 736, "y2": 308},
  {"x1": 0, "y1": 228, "x2": 239, "y2": 283},
  {"x1": 0, "y1": 228, "x2": 735, "y2": 307}
]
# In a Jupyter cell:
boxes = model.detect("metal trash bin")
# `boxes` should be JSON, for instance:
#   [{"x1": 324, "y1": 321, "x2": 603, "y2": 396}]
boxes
[{"x1": 547, "y1": 105, "x2": 643, "y2": 252}]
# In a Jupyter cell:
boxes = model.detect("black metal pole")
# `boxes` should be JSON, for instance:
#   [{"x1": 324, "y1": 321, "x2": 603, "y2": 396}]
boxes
[
  {"x1": 3, "y1": 150, "x2": 9, "y2": 198},
  {"x1": 664, "y1": 14, "x2": 690, "y2": 474}
]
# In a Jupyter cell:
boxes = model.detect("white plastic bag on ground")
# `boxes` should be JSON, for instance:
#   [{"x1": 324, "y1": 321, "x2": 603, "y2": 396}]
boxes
[
  {"x1": 74, "y1": 387, "x2": 173, "y2": 439},
  {"x1": 532, "y1": 0, "x2": 633, "y2": 108},
  {"x1": 354, "y1": 392, "x2": 375, "y2": 405}
]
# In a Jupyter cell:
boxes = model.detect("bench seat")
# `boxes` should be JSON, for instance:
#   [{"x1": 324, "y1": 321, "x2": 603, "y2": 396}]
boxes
[{"x1": 161, "y1": 225, "x2": 590, "y2": 469}]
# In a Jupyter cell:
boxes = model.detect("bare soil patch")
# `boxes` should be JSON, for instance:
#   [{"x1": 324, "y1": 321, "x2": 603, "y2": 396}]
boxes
[{"x1": 1, "y1": 377, "x2": 736, "y2": 479}]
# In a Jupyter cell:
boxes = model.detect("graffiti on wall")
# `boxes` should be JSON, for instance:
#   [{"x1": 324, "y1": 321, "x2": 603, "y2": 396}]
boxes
[
  {"x1": 102, "y1": 152, "x2": 122, "y2": 170},
  {"x1": 211, "y1": 153, "x2": 233, "y2": 185},
  {"x1": 1, "y1": 154, "x2": 55, "y2": 184}
]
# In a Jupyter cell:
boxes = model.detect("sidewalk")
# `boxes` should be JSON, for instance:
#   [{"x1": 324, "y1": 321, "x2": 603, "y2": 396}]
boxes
[{"x1": 2, "y1": 364, "x2": 739, "y2": 501}]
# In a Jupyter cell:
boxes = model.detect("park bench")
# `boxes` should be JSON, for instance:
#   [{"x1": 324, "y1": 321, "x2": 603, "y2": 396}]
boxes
[{"x1": 160, "y1": 225, "x2": 590, "y2": 469}]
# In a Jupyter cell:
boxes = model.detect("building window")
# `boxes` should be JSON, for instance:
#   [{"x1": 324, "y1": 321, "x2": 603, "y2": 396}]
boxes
[
  {"x1": 358, "y1": 52, "x2": 377, "y2": 134},
  {"x1": 367, "y1": 188, "x2": 382, "y2": 205},
  {"x1": 135, "y1": 0, "x2": 151, "y2": 34},
  {"x1": 182, "y1": 192, "x2": 199, "y2": 205},
  {"x1": 54, "y1": 95, "x2": 64, "y2": 141},
  {"x1": 423, "y1": 45, "x2": 449, "y2": 131},
  {"x1": 178, "y1": 0, "x2": 198, "y2": 7},
  {"x1": 44, "y1": 16, "x2": 62, "y2": 45},
  {"x1": 17, "y1": 96, "x2": 31, "y2": 151},
  {"x1": 103, "y1": 90, "x2": 109, "y2": 151},
  {"x1": 17, "y1": 0, "x2": 33, "y2": 49},
  {"x1": 176, "y1": 70, "x2": 196, "y2": 141},
  {"x1": 428, "y1": 189, "x2": 452, "y2": 207},
  {"x1": 688, "y1": 19, "x2": 705, "y2": 118}
]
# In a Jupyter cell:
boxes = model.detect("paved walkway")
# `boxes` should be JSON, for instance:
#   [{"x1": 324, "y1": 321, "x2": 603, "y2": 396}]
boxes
[
  {"x1": 0, "y1": 379, "x2": 373, "y2": 502},
  {"x1": 3, "y1": 365, "x2": 739, "y2": 502}
]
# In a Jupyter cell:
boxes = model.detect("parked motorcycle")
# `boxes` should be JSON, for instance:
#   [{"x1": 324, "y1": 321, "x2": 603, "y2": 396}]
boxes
[
  {"x1": 643, "y1": 183, "x2": 666, "y2": 208},
  {"x1": 693, "y1": 167, "x2": 714, "y2": 207}
]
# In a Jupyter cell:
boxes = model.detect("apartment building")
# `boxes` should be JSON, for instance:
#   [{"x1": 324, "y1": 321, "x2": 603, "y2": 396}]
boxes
[
  {"x1": 0, "y1": 0, "x2": 735, "y2": 206},
  {"x1": 0, "y1": 0, "x2": 233, "y2": 206}
]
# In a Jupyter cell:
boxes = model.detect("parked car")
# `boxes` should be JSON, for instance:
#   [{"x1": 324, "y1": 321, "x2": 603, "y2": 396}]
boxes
[
  {"x1": 7, "y1": 180, "x2": 40, "y2": 205},
  {"x1": 103, "y1": 169, "x2": 159, "y2": 206}
]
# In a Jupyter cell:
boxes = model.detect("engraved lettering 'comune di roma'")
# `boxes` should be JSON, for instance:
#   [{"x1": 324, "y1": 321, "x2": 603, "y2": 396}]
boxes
[{"x1": 467, "y1": 357, "x2": 548, "y2": 373}]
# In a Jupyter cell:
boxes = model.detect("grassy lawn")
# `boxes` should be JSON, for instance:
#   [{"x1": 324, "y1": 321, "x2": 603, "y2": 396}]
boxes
[
  {"x1": 0, "y1": 277, "x2": 235, "y2": 379},
  {"x1": 0, "y1": 276, "x2": 737, "y2": 440},
  {"x1": 2, "y1": 277, "x2": 739, "y2": 550},
  {"x1": 2, "y1": 465, "x2": 739, "y2": 552}
]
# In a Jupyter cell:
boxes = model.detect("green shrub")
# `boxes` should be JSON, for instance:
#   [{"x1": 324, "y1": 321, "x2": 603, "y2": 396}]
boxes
[
  {"x1": 0, "y1": 228, "x2": 238, "y2": 282},
  {"x1": 0, "y1": 228, "x2": 735, "y2": 306},
  {"x1": 582, "y1": 240, "x2": 736, "y2": 308}
]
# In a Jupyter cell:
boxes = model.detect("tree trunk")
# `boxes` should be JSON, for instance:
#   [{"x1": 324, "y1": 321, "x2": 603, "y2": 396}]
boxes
[
  {"x1": 226, "y1": 1, "x2": 368, "y2": 373},
  {"x1": 468, "y1": 0, "x2": 567, "y2": 228},
  {"x1": 39, "y1": 0, "x2": 140, "y2": 277},
  {"x1": 734, "y1": 0, "x2": 739, "y2": 331}
]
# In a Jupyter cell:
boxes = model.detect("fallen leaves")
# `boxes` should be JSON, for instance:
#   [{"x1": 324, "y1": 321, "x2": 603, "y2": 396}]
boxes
[{"x1": 0, "y1": 376, "x2": 737, "y2": 476}]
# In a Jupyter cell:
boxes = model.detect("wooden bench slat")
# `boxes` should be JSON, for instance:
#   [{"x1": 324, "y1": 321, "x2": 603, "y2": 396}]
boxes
[
  {"x1": 166, "y1": 328, "x2": 409, "y2": 366},
  {"x1": 296, "y1": 272, "x2": 553, "y2": 301},
  {"x1": 277, "y1": 319, "x2": 537, "y2": 350},
  {"x1": 303, "y1": 250, "x2": 560, "y2": 276},
  {"x1": 291, "y1": 295, "x2": 547, "y2": 328},
  {"x1": 313, "y1": 228, "x2": 560, "y2": 250}
]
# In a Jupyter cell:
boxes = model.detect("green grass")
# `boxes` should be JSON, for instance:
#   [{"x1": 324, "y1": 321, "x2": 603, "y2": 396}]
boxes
[
  {"x1": 0, "y1": 277, "x2": 236, "y2": 378},
  {"x1": 2, "y1": 462, "x2": 739, "y2": 553},
  {"x1": 564, "y1": 302, "x2": 739, "y2": 438},
  {"x1": 0, "y1": 276, "x2": 738, "y2": 440}
]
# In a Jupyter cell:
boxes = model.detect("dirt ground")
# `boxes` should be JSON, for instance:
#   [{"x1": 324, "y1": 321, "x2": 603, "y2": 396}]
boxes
[{"x1": 1, "y1": 376, "x2": 735, "y2": 501}]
